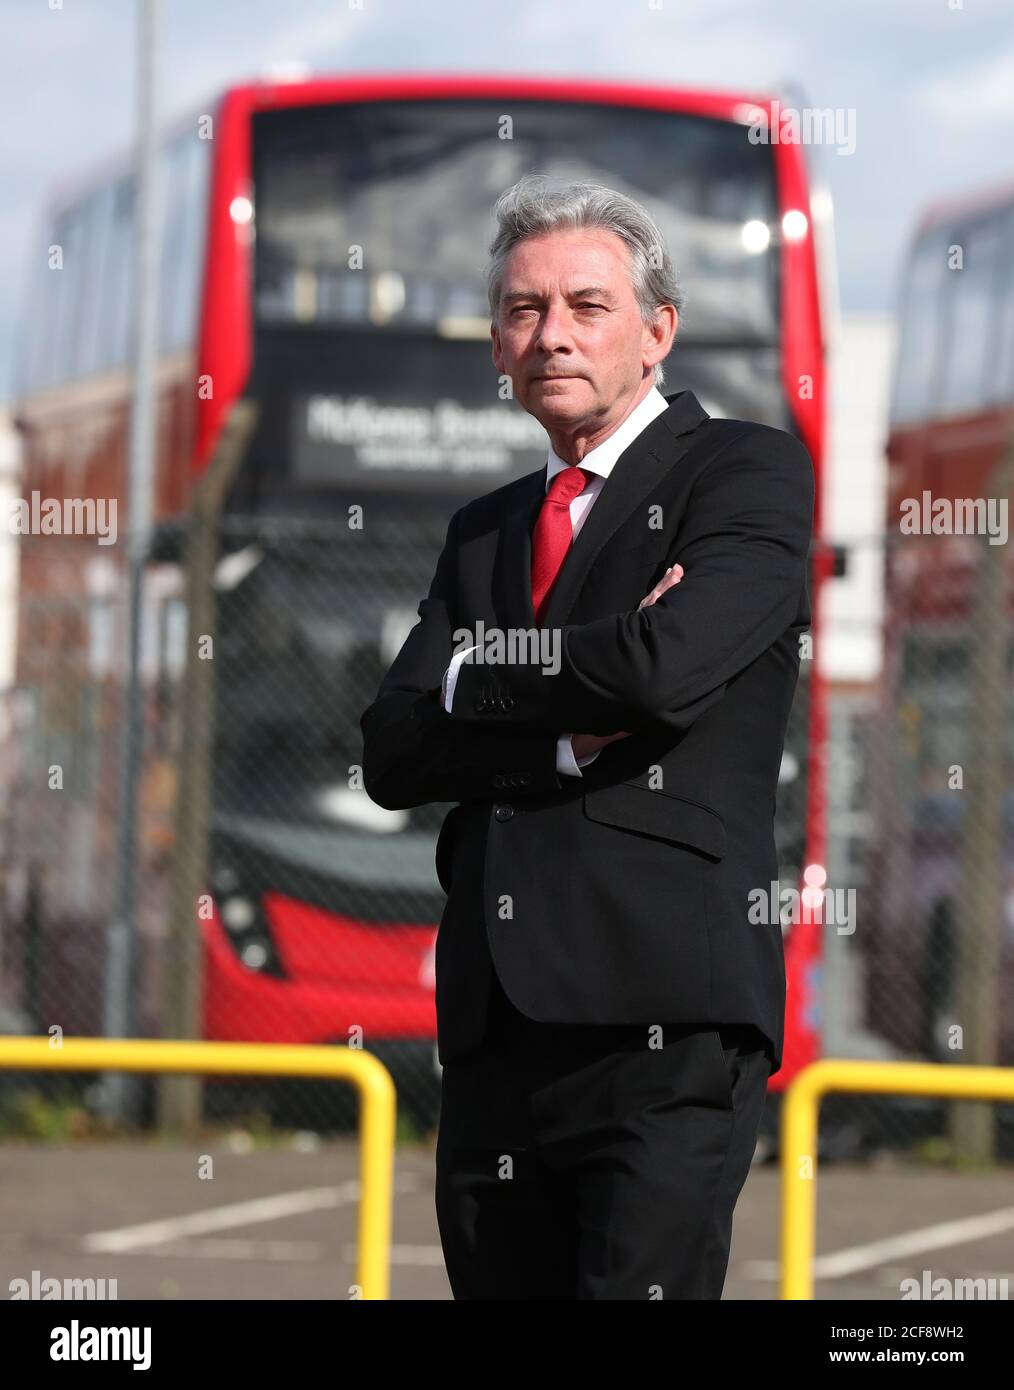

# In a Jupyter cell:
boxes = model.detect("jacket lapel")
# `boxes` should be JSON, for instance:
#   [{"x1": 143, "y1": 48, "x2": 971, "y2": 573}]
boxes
[
  {"x1": 494, "y1": 470, "x2": 544, "y2": 630},
  {"x1": 493, "y1": 389, "x2": 710, "y2": 632}
]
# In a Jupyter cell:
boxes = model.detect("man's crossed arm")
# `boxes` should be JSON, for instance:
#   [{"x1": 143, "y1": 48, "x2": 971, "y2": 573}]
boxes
[
  {"x1": 444, "y1": 427, "x2": 813, "y2": 738},
  {"x1": 438, "y1": 564, "x2": 685, "y2": 766},
  {"x1": 359, "y1": 503, "x2": 566, "y2": 810},
  {"x1": 360, "y1": 426, "x2": 813, "y2": 811},
  {"x1": 359, "y1": 516, "x2": 679, "y2": 811}
]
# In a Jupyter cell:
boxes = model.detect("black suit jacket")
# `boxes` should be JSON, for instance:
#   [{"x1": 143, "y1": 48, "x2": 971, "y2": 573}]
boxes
[{"x1": 359, "y1": 390, "x2": 815, "y2": 1074}]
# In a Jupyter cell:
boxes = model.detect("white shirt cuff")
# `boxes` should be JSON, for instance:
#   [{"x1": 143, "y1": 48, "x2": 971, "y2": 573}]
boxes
[
  {"x1": 442, "y1": 644, "x2": 478, "y2": 713},
  {"x1": 444, "y1": 657, "x2": 600, "y2": 780},
  {"x1": 557, "y1": 733, "x2": 601, "y2": 777}
]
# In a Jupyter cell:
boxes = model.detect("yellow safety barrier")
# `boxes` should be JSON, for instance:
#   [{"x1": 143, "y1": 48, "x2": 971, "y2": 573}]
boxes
[
  {"x1": 781, "y1": 1058, "x2": 1014, "y2": 1300},
  {"x1": 0, "y1": 1036, "x2": 398, "y2": 1300}
]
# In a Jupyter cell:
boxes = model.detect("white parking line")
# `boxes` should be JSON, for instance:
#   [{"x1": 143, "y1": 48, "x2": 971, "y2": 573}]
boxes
[
  {"x1": 81, "y1": 1173, "x2": 422, "y2": 1254},
  {"x1": 815, "y1": 1205, "x2": 1014, "y2": 1280},
  {"x1": 740, "y1": 1202, "x2": 1014, "y2": 1282},
  {"x1": 386, "y1": 1244, "x2": 446, "y2": 1267},
  {"x1": 82, "y1": 1184, "x2": 359, "y2": 1253}
]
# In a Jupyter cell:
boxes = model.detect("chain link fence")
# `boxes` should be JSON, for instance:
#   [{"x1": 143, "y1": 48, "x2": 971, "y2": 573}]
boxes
[
  {"x1": 0, "y1": 510, "x2": 454, "y2": 1135},
  {"x1": 0, "y1": 497, "x2": 1011, "y2": 1155},
  {"x1": 825, "y1": 496, "x2": 1014, "y2": 1160}
]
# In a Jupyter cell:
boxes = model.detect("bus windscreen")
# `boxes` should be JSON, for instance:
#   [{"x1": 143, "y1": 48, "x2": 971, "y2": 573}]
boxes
[{"x1": 251, "y1": 99, "x2": 780, "y2": 346}]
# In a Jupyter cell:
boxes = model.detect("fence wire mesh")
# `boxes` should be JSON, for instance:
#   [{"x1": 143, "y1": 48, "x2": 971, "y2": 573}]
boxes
[
  {"x1": 0, "y1": 507, "x2": 1011, "y2": 1155},
  {"x1": 826, "y1": 519, "x2": 1014, "y2": 1160}
]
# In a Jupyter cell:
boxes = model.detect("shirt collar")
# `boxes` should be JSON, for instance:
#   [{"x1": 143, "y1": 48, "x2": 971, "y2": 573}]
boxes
[{"x1": 545, "y1": 386, "x2": 672, "y2": 491}]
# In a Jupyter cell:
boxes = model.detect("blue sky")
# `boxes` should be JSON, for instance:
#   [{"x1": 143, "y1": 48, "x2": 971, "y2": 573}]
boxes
[{"x1": 2, "y1": 0, "x2": 1013, "y2": 401}]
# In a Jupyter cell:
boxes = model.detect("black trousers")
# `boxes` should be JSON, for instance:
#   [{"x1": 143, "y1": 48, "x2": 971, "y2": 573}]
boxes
[{"x1": 435, "y1": 969, "x2": 771, "y2": 1300}]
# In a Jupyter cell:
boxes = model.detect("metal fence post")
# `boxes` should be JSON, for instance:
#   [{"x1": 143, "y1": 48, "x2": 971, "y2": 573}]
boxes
[
  {"x1": 952, "y1": 431, "x2": 1014, "y2": 1163},
  {"x1": 156, "y1": 402, "x2": 259, "y2": 1136}
]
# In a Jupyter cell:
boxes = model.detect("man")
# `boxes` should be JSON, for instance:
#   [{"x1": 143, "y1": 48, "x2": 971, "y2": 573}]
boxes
[{"x1": 360, "y1": 175, "x2": 814, "y2": 1299}]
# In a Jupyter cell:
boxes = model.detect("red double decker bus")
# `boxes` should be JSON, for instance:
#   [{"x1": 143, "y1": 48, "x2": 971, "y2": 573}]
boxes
[
  {"x1": 869, "y1": 178, "x2": 1014, "y2": 1068},
  {"x1": 8, "y1": 74, "x2": 831, "y2": 1123}
]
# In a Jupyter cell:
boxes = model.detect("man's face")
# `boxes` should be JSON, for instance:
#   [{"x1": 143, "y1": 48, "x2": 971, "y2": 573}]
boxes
[{"x1": 491, "y1": 227, "x2": 666, "y2": 432}]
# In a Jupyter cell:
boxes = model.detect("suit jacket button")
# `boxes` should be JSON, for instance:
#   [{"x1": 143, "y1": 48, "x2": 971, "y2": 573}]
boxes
[
  {"x1": 520, "y1": 773, "x2": 532, "y2": 785},
  {"x1": 493, "y1": 774, "x2": 505, "y2": 787},
  {"x1": 494, "y1": 805, "x2": 514, "y2": 822}
]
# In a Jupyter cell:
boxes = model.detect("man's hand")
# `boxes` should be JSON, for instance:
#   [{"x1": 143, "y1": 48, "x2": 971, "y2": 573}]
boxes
[
  {"x1": 570, "y1": 729, "x2": 632, "y2": 761},
  {"x1": 571, "y1": 563, "x2": 685, "y2": 755},
  {"x1": 638, "y1": 563, "x2": 683, "y2": 610}
]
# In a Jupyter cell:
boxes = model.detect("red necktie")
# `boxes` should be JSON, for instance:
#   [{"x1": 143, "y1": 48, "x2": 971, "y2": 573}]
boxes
[{"x1": 531, "y1": 465, "x2": 591, "y2": 623}]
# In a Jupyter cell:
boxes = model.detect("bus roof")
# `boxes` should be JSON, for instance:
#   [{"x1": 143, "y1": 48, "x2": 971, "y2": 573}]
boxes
[
  {"x1": 44, "y1": 92, "x2": 217, "y2": 209},
  {"x1": 916, "y1": 172, "x2": 1014, "y2": 233},
  {"x1": 41, "y1": 72, "x2": 779, "y2": 213}
]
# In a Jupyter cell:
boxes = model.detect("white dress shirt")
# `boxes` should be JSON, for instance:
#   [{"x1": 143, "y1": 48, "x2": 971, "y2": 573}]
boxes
[{"x1": 444, "y1": 385, "x2": 672, "y2": 776}]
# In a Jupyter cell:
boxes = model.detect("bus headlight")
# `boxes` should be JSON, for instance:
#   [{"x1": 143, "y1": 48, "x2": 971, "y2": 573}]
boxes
[
  {"x1": 221, "y1": 895, "x2": 257, "y2": 933},
  {"x1": 240, "y1": 942, "x2": 270, "y2": 970},
  {"x1": 210, "y1": 870, "x2": 285, "y2": 978}
]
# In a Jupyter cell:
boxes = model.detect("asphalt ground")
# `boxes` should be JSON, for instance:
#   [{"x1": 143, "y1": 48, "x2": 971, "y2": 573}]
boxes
[{"x1": 1, "y1": 1141, "x2": 1012, "y2": 1301}]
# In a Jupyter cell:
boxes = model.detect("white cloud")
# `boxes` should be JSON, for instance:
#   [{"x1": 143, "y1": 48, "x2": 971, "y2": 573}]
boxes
[
  {"x1": 2, "y1": 0, "x2": 1014, "y2": 397},
  {"x1": 913, "y1": 43, "x2": 1014, "y2": 122}
]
